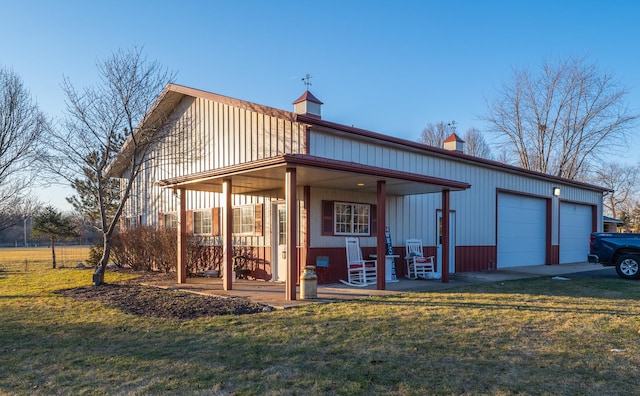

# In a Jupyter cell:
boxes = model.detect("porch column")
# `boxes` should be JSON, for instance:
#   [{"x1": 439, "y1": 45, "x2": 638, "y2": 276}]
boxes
[
  {"x1": 376, "y1": 180, "x2": 386, "y2": 290},
  {"x1": 177, "y1": 188, "x2": 187, "y2": 284},
  {"x1": 286, "y1": 168, "x2": 298, "y2": 301},
  {"x1": 442, "y1": 189, "x2": 450, "y2": 283},
  {"x1": 222, "y1": 179, "x2": 233, "y2": 291}
]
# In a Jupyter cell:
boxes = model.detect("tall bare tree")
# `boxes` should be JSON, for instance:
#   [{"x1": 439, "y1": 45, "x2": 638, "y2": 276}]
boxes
[
  {"x1": 592, "y1": 161, "x2": 639, "y2": 219},
  {"x1": 0, "y1": 67, "x2": 48, "y2": 220},
  {"x1": 463, "y1": 127, "x2": 492, "y2": 159},
  {"x1": 418, "y1": 121, "x2": 456, "y2": 148},
  {"x1": 46, "y1": 47, "x2": 176, "y2": 285},
  {"x1": 484, "y1": 56, "x2": 638, "y2": 180}
]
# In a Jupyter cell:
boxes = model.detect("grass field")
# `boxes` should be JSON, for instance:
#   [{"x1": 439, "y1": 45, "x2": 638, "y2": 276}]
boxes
[{"x1": 1, "y1": 248, "x2": 640, "y2": 395}]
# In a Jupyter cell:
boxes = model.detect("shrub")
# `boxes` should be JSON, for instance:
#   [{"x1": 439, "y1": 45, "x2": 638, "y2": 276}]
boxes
[{"x1": 111, "y1": 228, "x2": 224, "y2": 275}]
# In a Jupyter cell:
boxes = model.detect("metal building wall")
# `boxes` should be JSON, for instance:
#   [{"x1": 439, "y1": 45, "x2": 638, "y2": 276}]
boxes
[
  {"x1": 124, "y1": 94, "x2": 308, "y2": 233},
  {"x1": 308, "y1": 129, "x2": 603, "y2": 251}
]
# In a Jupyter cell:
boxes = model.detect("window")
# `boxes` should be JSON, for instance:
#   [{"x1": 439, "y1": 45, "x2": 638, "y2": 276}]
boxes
[
  {"x1": 193, "y1": 210, "x2": 212, "y2": 235},
  {"x1": 124, "y1": 216, "x2": 138, "y2": 229},
  {"x1": 233, "y1": 205, "x2": 255, "y2": 235},
  {"x1": 164, "y1": 213, "x2": 178, "y2": 229},
  {"x1": 334, "y1": 202, "x2": 370, "y2": 236}
]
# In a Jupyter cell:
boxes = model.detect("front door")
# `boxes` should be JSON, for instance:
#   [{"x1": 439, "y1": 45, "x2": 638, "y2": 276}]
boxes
[
  {"x1": 273, "y1": 203, "x2": 288, "y2": 282},
  {"x1": 437, "y1": 211, "x2": 456, "y2": 274}
]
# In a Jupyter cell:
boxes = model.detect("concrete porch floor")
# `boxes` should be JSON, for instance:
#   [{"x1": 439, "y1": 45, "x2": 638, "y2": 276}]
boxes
[{"x1": 142, "y1": 262, "x2": 606, "y2": 309}]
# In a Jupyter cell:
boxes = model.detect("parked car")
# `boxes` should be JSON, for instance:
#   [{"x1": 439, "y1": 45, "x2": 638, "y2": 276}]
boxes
[{"x1": 588, "y1": 233, "x2": 640, "y2": 279}]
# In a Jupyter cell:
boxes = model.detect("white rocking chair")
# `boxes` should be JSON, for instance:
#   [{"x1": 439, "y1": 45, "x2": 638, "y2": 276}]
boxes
[
  {"x1": 340, "y1": 237, "x2": 377, "y2": 287},
  {"x1": 405, "y1": 239, "x2": 435, "y2": 279}
]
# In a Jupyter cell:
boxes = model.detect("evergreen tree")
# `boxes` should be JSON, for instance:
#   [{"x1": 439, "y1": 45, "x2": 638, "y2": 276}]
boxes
[{"x1": 31, "y1": 206, "x2": 79, "y2": 268}]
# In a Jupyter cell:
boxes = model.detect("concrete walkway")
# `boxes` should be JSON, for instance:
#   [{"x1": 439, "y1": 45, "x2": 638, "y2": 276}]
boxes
[{"x1": 145, "y1": 262, "x2": 609, "y2": 309}]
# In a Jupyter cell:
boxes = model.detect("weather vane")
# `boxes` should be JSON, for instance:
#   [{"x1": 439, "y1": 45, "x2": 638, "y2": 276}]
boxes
[{"x1": 302, "y1": 73, "x2": 313, "y2": 90}]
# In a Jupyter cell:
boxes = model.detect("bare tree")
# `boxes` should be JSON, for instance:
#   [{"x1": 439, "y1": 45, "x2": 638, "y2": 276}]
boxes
[
  {"x1": 418, "y1": 121, "x2": 456, "y2": 148},
  {"x1": 0, "y1": 67, "x2": 48, "y2": 219},
  {"x1": 484, "y1": 56, "x2": 638, "y2": 180},
  {"x1": 463, "y1": 127, "x2": 493, "y2": 159},
  {"x1": 45, "y1": 47, "x2": 176, "y2": 285},
  {"x1": 592, "y1": 161, "x2": 639, "y2": 219}
]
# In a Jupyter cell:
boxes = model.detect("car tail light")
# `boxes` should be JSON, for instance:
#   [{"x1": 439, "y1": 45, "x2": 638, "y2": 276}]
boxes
[{"x1": 590, "y1": 234, "x2": 595, "y2": 250}]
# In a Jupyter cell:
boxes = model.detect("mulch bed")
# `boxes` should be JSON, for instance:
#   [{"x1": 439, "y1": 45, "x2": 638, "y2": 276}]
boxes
[{"x1": 56, "y1": 270, "x2": 269, "y2": 320}]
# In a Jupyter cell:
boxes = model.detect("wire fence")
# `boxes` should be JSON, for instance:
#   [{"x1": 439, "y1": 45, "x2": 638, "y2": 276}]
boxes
[
  {"x1": 56, "y1": 245, "x2": 92, "y2": 268},
  {"x1": 0, "y1": 245, "x2": 92, "y2": 272}
]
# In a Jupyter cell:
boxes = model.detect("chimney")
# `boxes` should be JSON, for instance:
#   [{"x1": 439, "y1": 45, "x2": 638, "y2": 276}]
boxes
[
  {"x1": 292, "y1": 90, "x2": 323, "y2": 119},
  {"x1": 443, "y1": 133, "x2": 465, "y2": 153}
]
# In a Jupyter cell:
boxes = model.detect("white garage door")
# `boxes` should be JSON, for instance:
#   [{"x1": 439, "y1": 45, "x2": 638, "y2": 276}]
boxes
[
  {"x1": 498, "y1": 193, "x2": 547, "y2": 268},
  {"x1": 560, "y1": 203, "x2": 592, "y2": 263}
]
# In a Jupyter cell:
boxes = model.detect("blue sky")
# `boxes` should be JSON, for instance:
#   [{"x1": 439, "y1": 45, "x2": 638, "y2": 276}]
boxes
[{"x1": 2, "y1": 1, "x2": 640, "y2": 210}]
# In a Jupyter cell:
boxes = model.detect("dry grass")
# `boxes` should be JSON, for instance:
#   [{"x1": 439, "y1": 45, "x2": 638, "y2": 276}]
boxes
[{"x1": 1, "y1": 248, "x2": 640, "y2": 395}]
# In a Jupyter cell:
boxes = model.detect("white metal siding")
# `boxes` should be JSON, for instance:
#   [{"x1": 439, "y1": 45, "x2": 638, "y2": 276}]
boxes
[
  {"x1": 309, "y1": 129, "x2": 603, "y2": 249},
  {"x1": 559, "y1": 202, "x2": 592, "y2": 263},
  {"x1": 125, "y1": 94, "x2": 308, "y2": 225},
  {"x1": 497, "y1": 193, "x2": 547, "y2": 268}
]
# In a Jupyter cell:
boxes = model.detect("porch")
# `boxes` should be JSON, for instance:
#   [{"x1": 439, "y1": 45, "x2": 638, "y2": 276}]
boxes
[
  {"x1": 140, "y1": 277, "x2": 464, "y2": 309},
  {"x1": 140, "y1": 262, "x2": 599, "y2": 309},
  {"x1": 159, "y1": 154, "x2": 470, "y2": 301}
]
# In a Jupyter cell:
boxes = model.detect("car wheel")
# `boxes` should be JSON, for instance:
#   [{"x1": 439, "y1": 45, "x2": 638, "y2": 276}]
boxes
[{"x1": 615, "y1": 254, "x2": 640, "y2": 280}]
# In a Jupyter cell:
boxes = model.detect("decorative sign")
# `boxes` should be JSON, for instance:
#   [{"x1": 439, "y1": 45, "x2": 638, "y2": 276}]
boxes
[{"x1": 385, "y1": 227, "x2": 393, "y2": 255}]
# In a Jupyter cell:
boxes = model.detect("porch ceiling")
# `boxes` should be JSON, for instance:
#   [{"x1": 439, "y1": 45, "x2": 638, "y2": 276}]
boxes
[{"x1": 157, "y1": 154, "x2": 471, "y2": 196}]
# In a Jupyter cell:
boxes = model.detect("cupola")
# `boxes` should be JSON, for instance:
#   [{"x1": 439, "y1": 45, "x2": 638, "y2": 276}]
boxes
[
  {"x1": 292, "y1": 90, "x2": 323, "y2": 119},
  {"x1": 443, "y1": 133, "x2": 465, "y2": 152}
]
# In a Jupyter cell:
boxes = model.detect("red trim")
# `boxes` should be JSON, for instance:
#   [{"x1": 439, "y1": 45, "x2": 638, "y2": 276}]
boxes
[
  {"x1": 376, "y1": 181, "x2": 387, "y2": 290},
  {"x1": 292, "y1": 90, "x2": 323, "y2": 105},
  {"x1": 169, "y1": 83, "x2": 298, "y2": 121},
  {"x1": 444, "y1": 133, "x2": 464, "y2": 143},
  {"x1": 442, "y1": 190, "x2": 450, "y2": 283},
  {"x1": 546, "y1": 199, "x2": 556, "y2": 265},
  {"x1": 298, "y1": 114, "x2": 609, "y2": 193}
]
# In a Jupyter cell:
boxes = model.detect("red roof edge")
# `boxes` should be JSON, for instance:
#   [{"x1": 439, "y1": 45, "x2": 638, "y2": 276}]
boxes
[
  {"x1": 292, "y1": 90, "x2": 323, "y2": 105},
  {"x1": 444, "y1": 133, "x2": 464, "y2": 143}
]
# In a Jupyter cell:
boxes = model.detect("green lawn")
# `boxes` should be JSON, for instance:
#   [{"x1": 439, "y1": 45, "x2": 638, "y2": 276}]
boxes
[{"x1": 1, "y1": 250, "x2": 640, "y2": 395}]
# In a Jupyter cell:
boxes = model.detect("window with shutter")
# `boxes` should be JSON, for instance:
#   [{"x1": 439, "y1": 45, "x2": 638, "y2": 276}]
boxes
[
  {"x1": 322, "y1": 200, "x2": 376, "y2": 236},
  {"x1": 193, "y1": 210, "x2": 212, "y2": 235}
]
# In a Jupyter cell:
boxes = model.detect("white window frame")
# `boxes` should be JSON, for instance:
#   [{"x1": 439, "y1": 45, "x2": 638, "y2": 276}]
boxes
[
  {"x1": 193, "y1": 210, "x2": 212, "y2": 235},
  {"x1": 233, "y1": 205, "x2": 255, "y2": 235},
  {"x1": 164, "y1": 213, "x2": 178, "y2": 229},
  {"x1": 334, "y1": 202, "x2": 370, "y2": 236},
  {"x1": 124, "y1": 216, "x2": 137, "y2": 229}
]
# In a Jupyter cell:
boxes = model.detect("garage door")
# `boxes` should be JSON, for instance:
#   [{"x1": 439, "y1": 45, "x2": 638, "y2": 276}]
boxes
[
  {"x1": 560, "y1": 203, "x2": 592, "y2": 263},
  {"x1": 497, "y1": 193, "x2": 547, "y2": 268}
]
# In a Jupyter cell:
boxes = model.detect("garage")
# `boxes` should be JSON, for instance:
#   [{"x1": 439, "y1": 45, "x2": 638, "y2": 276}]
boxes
[
  {"x1": 497, "y1": 193, "x2": 547, "y2": 268},
  {"x1": 559, "y1": 202, "x2": 592, "y2": 263}
]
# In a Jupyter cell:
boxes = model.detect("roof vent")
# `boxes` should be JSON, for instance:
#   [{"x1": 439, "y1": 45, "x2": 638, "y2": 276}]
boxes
[
  {"x1": 292, "y1": 90, "x2": 323, "y2": 119},
  {"x1": 443, "y1": 133, "x2": 465, "y2": 152}
]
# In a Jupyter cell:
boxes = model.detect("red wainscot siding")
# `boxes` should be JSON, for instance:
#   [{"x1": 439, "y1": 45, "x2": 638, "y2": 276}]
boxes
[
  {"x1": 307, "y1": 245, "x2": 500, "y2": 284},
  {"x1": 454, "y1": 246, "x2": 498, "y2": 273},
  {"x1": 244, "y1": 246, "x2": 272, "y2": 281},
  {"x1": 305, "y1": 247, "x2": 345, "y2": 285},
  {"x1": 547, "y1": 245, "x2": 559, "y2": 265}
]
